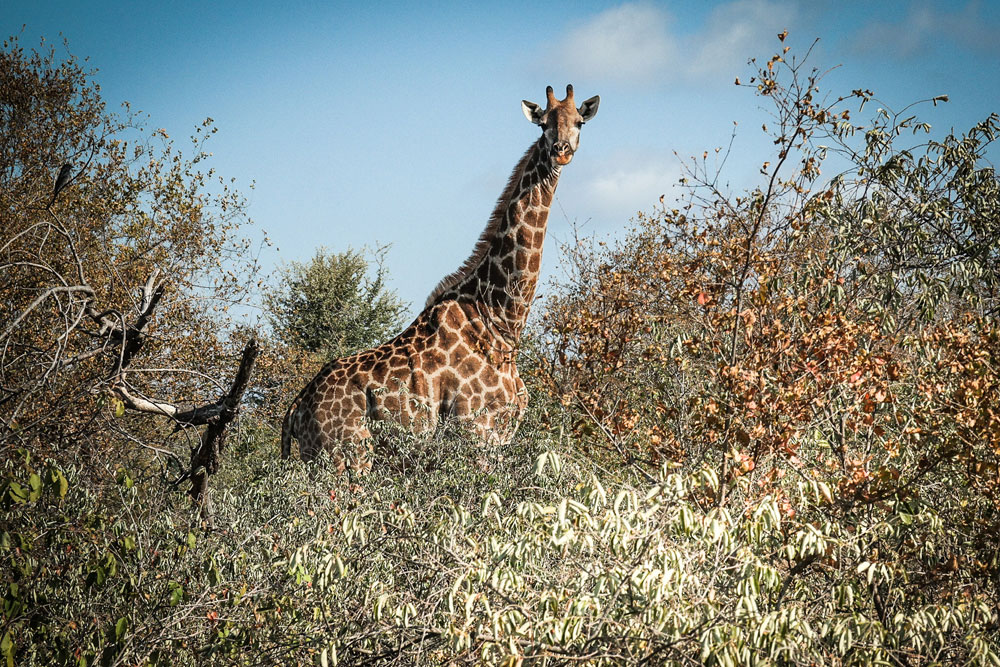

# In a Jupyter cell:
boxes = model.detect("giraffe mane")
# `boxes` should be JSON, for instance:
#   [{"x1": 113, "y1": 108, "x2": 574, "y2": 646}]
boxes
[{"x1": 424, "y1": 140, "x2": 541, "y2": 308}]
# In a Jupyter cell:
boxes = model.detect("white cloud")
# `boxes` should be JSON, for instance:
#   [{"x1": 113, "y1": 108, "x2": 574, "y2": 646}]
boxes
[
  {"x1": 853, "y1": 2, "x2": 1000, "y2": 59},
  {"x1": 559, "y1": 3, "x2": 678, "y2": 83},
  {"x1": 556, "y1": 0, "x2": 797, "y2": 86},
  {"x1": 559, "y1": 150, "x2": 683, "y2": 224},
  {"x1": 589, "y1": 160, "x2": 681, "y2": 214},
  {"x1": 688, "y1": 0, "x2": 796, "y2": 76}
]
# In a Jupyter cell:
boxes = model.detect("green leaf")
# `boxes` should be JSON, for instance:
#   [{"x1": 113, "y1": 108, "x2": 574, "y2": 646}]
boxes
[
  {"x1": 168, "y1": 582, "x2": 184, "y2": 606},
  {"x1": 533, "y1": 452, "x2": 548, "y2": 476},
  {"x1": 115, "y1": 616, "x2": 127, "y2": 642},
  {"x1": 1, "y1": 631, "x2": 12, "y2": 667},
  {"x1": 27, "y1": 473, "x2": 42, "y2": 502},
  {"x1": 7, "y1": 482, "x2": 27, "y2": 504},
  {"x1": 49, "y1": 468, "x2": 69, "y2": 498},
  {"x1": 207, "y1": 558, "x2": 221, "y2": 586}
]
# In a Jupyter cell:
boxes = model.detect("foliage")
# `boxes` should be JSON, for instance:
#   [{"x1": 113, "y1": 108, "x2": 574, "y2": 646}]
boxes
[
  {"x1": 265, "y1": 246, "x2": 407, "y2": 360},
  {"x1": 4, "y1": 32, "x2": 1000, "y2": 666},
  {"x1": 4, "y1": 421, "x2": 998, "y2": 665},
  {"x1": 530, "y1": 36, "x2": 1000, "y2": 663},
  {"x1": 0, "y1": 34, "x2": 262, "y2": 476}
]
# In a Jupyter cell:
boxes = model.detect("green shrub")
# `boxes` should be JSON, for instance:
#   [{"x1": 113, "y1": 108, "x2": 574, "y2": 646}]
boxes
[{"x1": 6, "y1": 418, "x2": 998, "y2": 665}]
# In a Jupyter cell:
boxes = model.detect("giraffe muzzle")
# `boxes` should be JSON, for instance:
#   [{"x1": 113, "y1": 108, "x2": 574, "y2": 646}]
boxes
[{"x1": 552, "y1": 141, "x2": 573, "y2": 165}]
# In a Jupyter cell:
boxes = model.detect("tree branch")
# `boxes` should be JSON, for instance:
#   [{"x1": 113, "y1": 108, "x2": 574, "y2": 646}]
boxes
[
  {"x1": 0, "y1": 285, "x2": 94, "y2": 343},
  {"x1": 188, "y1": 338, "x2": 260, "y2": 504}
]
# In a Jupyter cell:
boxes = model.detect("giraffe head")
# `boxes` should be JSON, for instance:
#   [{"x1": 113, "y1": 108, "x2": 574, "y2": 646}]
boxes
[{"x1": 522, "y1": 84, "x2": 600, "y2": 167}]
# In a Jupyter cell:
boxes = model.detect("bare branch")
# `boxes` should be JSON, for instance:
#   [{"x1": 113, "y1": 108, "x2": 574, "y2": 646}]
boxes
[
  {"x1": 0, "y1": 285, "x2": 95, "y2": 343},
  {"x1": 188, "y1": 338, "x2": 260, "y2": 504}
]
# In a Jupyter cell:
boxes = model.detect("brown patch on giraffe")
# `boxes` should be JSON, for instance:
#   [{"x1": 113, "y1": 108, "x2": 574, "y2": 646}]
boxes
[
  {"x1": 452, "y1": 394, "x2": 470, "y2": 415},
  {"x1": 420, "y1": 347, "x2": 447, "y2": 374},
  {"x1": 476, "y1": 261, "x2": 491, "y2": 283},
  {"x1": 515, "y1": 250, "x2": 529, "y2": 271},
  {"x1": 484, "y1": 389, "x2": 504, "y2": 408},
  {"x1": 500, "y1": 235, "x2": 515, "y2": 256},
  {"x1": 529, "y1": 188, "x2": 542, "y2": 207},
  {"x1": 481, "y1": 365, "x2": 499, "y2": 388},
  {"x1": 516, "y1": 226, "x2": 533, "y2": 246},
  {"x1": 382, "y1": 393, "x2": 400, "y2": 415},
  {"x1": 438, "y1": 326, "x2": 459, "y2": 350},
  {"x1": 371, "y1": 360, "x2": 389, "y2": 384},
  {"x1": 450, "y1": 343, "x2": 472, "y2": 365},
  {"x1": 442, "y1": 305, "x2": 464, "y2": 330},
  {"x1": 491, "y1": 270, "x2": 508, "y2": 293},
  {"x1": 528, "y1": 253, "x2": 541, "y2": 273},
  {"x1": 410, "y1": 369, "x2": 429, "y2": 396},
  {"x1": 437, "y1": 368, "x2": 460, "y2": 394},
  {"x1": 456, "y1": 356, "x2": 481, "y2": 379}
]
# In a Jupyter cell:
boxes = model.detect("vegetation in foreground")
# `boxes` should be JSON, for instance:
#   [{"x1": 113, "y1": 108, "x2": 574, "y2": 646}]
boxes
[{"x1": 3, "y1": 35, "x2": 999, "y2": 665}]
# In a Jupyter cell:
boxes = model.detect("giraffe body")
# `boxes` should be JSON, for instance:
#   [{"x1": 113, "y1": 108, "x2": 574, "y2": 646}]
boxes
[{"x1": 282, "y1": 86, "x2": 599, "y2": 466}]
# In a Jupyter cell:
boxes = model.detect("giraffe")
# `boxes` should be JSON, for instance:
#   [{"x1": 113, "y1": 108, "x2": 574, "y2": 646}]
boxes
[{"x1": 281, "y1": 84, "x2": 599, "y2": 467}]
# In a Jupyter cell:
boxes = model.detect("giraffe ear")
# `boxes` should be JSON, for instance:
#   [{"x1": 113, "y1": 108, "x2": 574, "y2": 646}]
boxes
[
  {"x1": 578, "y1": 95, "x2": 600, "y2": 122},
  {"x1": 522, "y1": 100, "x2": 544, "y2": 125}
]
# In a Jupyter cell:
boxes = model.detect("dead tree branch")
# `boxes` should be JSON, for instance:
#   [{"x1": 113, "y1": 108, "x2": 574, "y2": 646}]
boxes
[
  {"x1": 188, "y1": 339, "x2": 259, "y2": 504},
  {"x1": 94, "y1": 272, "x2": 259, "y2": 503}
]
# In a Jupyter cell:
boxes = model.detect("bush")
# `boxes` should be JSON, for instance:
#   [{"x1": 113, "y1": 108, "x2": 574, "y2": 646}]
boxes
[
  {"x1": 529, "y1": 37, "x2": 1000, "y2": 663},
  {"x1": 4, "y1": 33, "x2": 999, "y2": 666},
  {"x1": 6, "y1": 418, "x2": 998, "y2": 665}
]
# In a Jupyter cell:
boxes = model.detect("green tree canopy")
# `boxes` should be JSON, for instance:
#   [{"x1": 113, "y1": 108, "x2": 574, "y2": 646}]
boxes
[{"x1": 266, "y1": 246, "x2": 408, "y2": 359}]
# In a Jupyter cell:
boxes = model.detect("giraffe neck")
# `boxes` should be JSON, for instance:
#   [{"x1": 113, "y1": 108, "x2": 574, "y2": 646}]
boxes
[{"x1": 426, "y1": 137, "x2": 559, "y2": 342}]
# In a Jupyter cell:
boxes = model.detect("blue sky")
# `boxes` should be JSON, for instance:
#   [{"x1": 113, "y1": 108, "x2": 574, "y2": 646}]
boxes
[{"x1": 5, "y1": 1, "x2": 1000, "y2": 320}]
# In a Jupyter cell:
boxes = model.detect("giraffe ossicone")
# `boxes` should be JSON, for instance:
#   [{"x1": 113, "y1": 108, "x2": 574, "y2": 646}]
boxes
[{"x1": 281, "y1": 85, "x2": 600, "y2": 468}]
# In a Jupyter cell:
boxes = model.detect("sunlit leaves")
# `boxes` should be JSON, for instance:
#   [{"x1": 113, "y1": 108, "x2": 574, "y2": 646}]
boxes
[{"x1": 526, "y1": 35, "x2": 1000, "y2": 666}]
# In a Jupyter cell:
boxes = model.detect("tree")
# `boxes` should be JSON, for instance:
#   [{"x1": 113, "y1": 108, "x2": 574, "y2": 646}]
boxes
[
  {"x1": 265, "y1": 246, "x2": 408, "y2": 360},
  {"x1": 529, "y1": 37, "x2": 1000, "y2": 660},
  {"x1": 0, "y1": 34, "x2": 263, "y2": 492}
]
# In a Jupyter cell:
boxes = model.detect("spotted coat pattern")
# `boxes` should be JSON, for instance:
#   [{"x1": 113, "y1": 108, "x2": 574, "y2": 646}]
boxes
[{"x1": 281, "y1": 86, "x2": 598, "y2": 467}]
